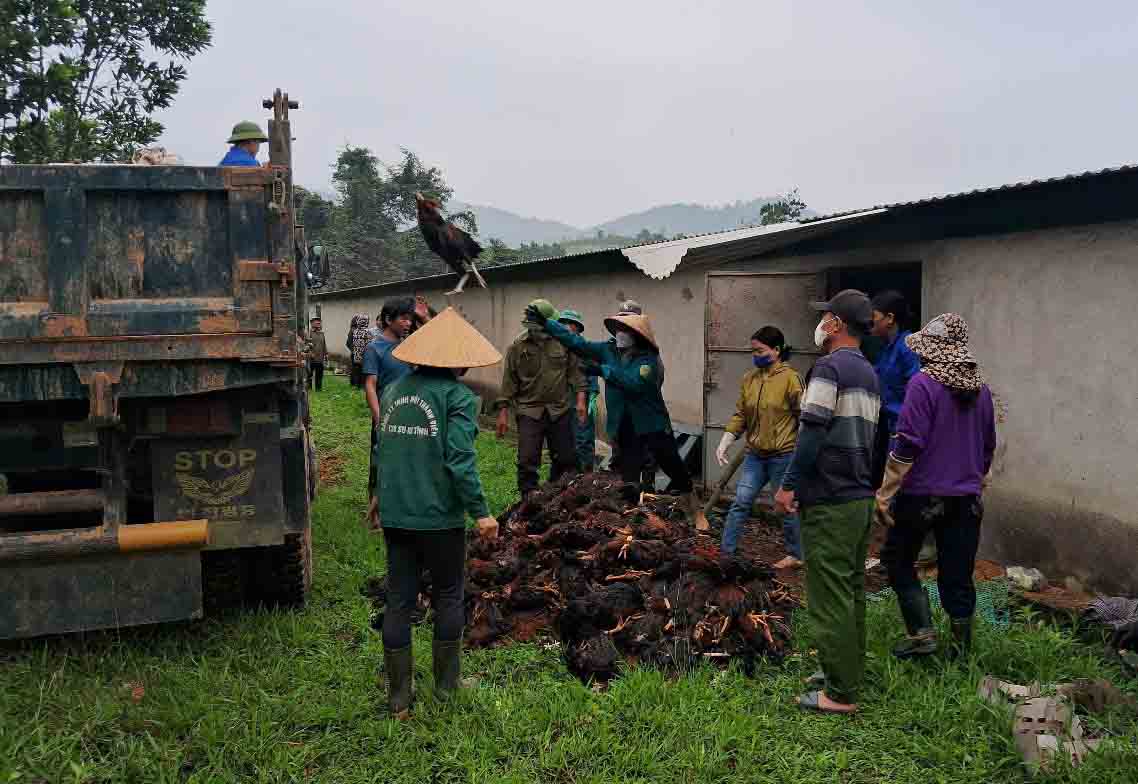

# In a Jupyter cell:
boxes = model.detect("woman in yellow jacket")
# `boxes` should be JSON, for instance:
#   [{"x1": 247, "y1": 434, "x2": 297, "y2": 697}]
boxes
[{"x1": 716, "y1": 326, "x2": 804, "y2": 567}]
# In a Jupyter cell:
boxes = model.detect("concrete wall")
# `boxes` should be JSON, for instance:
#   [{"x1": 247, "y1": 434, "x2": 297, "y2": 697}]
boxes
[
  {"x1": 314, "y1": 219, "x2": 1138, "y2": 591},
  {"x1": 727, "y1": 220, "x2": 1138, "y2": 593},
  {"x1": 314, "y1": 264, "x2": 711, "y2": 430}
]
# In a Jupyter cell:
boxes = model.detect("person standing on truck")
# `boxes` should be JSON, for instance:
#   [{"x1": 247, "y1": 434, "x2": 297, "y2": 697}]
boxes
[
  {"x1": 376, "y1": 307, "x2": 501, "y2": 719},
  {"x1": 557, "y1": 309, "x2": 598, "y2": 472},
  {"x1": 364, "y1": 297, "x2": 417, "y2": 529},
  {"x1": 494, "y1": 300, "x2": 584, "y2": 496},
  {"x1": 307, "y1": 318, "x2": 327, "y2": 392},
  {"x1": 219, "y1": 121, "x2": 268, "y2": 166},
  {"x1": 774, "y1": 289, "x2": 880, "y2": 715}
]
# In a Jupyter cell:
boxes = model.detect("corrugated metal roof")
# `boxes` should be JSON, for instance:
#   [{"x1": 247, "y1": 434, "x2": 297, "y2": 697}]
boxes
[
  {"x1": 314, "y1": 163, "x2": 1138, "y2": 300},
  {"x1": 804, "y1": 164, "x2": 1138, "y2": 223}
]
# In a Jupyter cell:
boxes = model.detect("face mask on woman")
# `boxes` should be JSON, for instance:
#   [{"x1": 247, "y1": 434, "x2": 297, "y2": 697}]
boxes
[
  {"x1": 753, "y1": 354, "x2": 774, "y2": 368},
  {"x1": 615, "y1": 332, "x2": 635, "y2": 349}
]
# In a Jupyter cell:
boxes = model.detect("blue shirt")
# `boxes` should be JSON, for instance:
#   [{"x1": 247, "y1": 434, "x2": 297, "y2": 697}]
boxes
[
  {"x1": 219, "y1": 146, "x2": 260, "y2": 166},
  {"x1": 874, "y1": 329, "x2": 920, "y2": 432},
  {"x1": 363, "y1": 336, "x2": 412, "y2": 392}
]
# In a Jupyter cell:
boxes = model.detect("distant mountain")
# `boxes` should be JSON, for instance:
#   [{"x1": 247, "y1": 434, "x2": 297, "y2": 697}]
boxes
[
  {"x1": 450, "y1": 202, "x2": 582, "y2": 246},
  {"x1": 594, "y1": 199, "x2": 789, "y2": 238},
  {"x1": 453, "y1": 197, "x2": 811, "y2": 247}
]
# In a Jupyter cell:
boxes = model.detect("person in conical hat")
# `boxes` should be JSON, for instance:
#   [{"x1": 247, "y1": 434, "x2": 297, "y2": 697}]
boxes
[
  {"x1": 374, "y1": 307, "x2": 500, "y2": 719},
  {"x1": 526, "y1": 303, "x2": 710, "y2": 532},
  {"x1": 493, "y1": 299, "x2": 585, "y2": 495}
]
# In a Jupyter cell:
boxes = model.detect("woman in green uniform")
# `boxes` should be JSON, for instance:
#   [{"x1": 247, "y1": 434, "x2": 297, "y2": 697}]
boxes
[
  {"x1": 527, "y1": 304, "x2": 710, "y2": 531},
  {"x1": 376, "y1": 307, "x2": 501, "y2": 718}
]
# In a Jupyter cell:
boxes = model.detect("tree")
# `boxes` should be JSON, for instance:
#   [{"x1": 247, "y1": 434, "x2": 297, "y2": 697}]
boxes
[
  {"x1": 293, "y1": 186, "x2": 334, "y2": 243},
  {"x1": 759, "y1": 189, "x2": 807, "y2": 225},
  {"x1": 0, "y1": 0, "x2": 212, "y2": 163},
  {"x1": 318, "y1": 146, "x2": 477, "y2": 287}
]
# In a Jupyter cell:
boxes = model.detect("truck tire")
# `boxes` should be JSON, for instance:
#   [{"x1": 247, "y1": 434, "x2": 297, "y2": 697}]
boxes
[
  {"x1": 248, "y1": 528, "x2": 312, "y2": 608},
  {"x1": 202, "y1": 549, "x2": 248, "y2": 614}
]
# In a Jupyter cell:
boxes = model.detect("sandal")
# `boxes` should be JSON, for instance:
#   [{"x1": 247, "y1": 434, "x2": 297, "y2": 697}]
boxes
[{"x1": 798, "y1": 690, "x2": 857, "y2": 714}]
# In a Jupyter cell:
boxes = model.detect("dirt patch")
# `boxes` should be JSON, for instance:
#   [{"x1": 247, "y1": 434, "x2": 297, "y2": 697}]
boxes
[
  {"x1": 317, "y1": 450, "x2": 347, "y2": 487},
  {"x1": 367, "y1": 473, "x2": 799, "y2": 683}
]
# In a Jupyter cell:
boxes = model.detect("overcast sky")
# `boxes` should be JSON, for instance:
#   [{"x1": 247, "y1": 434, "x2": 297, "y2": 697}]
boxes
[{"x1": 158, "y1": 1, "x2": 1138, "y2": 228}]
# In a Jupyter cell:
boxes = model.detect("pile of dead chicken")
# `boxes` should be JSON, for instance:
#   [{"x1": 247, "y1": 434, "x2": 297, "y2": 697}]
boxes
[{"x1": 461, "y1": 473, "x2": 798, "y2": 681}]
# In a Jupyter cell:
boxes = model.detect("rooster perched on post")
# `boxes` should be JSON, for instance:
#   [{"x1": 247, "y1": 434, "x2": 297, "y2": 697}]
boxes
[{"x1": 415, "y1": 192, "x2": 486, "y2": 295}]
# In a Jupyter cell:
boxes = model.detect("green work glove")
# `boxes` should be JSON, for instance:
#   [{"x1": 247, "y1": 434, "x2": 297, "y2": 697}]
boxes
[{"x1": 587, "y1": 392, "x2": 598, "y2": 418}]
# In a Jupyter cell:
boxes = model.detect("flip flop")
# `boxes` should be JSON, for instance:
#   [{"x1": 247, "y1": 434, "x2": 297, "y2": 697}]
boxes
[{"x1": 798, "y1": 690, "x2": 857, "y2": 714}]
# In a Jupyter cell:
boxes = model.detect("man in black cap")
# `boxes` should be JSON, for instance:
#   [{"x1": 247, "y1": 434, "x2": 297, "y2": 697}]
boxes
[{"x1": 775, "y1": 289, "x2": 881, "y2": 715}]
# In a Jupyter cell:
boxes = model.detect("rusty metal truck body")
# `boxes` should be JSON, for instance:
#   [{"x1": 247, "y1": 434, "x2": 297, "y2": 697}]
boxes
[{"x1": 0, "y1": 91, "x2": 315, "y2": 639}]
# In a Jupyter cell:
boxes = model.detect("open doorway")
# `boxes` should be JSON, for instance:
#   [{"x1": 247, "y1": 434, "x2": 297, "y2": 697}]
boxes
[{"x1": 826, "y1": 262, "x2": 922, "y2": 363}]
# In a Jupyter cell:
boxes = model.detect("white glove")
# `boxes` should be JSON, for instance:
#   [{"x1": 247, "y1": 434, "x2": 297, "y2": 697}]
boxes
[{"x1": 716, "y1": 432, "x2": 737, "y2": 466}]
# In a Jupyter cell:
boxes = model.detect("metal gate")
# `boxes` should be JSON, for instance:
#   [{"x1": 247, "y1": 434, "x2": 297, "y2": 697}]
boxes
[{"x1": 703, "y1": 271, "x2": 825, "y2": 493}]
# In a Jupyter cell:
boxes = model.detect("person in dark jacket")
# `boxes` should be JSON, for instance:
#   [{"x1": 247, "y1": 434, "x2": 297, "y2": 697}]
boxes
[
  {"x1": 528, "y1": 304, "x2": 710, "y2": 531},
  {"x1": 347, "y1": 314, "x2": 371, "y2": 387},
  {"x1": 375, "y1": 307, "x2": 501, "y2": 719},
  {"x1": 494, "y1": 300, "x2": 584, "y2": 495},
  {"x1": 307, "y1": 318, "x2": 327, "y2": 391},
  {"x1": 875, "y1": 313, "x2": 997, "y2": 660}
]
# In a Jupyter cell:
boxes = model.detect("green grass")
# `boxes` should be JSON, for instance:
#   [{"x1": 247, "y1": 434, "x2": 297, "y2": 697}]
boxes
[{"x1": 1, "y1": 374, "x2": 1135, "y2": 783}]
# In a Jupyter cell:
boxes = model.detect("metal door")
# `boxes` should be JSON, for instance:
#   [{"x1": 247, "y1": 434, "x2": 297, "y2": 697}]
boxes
[{"x1": 703, "y1": 271, "x2": 825, "y2": 493}]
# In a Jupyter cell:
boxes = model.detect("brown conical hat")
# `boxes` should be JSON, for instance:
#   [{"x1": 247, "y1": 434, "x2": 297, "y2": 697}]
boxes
[
  {"x1": 603, "y1": 313, "x2": 658, "y2": 349},
  {"x1": 392, "y1": 307, "x2": 502, "y2": 368}
]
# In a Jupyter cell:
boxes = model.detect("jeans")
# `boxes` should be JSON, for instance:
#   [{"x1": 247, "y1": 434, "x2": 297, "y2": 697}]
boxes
[
  {"x1": 881, "y1": 494, "x2": 983, "y2": 620},
  {"x1": 802, "y1": 498, "x2": 874, "y2": 704},
  {"x1": 382, "y1": 527, "x2": 466, "y2": 649},
  {"x1": 571, "y1": 411, "x2": 596, "y2": 472},
  {"x1": 721, "y1": 452, "x2": 801, "y2": 557}
]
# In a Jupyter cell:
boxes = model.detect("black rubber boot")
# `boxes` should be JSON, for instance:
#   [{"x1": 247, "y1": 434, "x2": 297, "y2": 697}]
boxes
[
  {"x1": 892, "y1": 589, "x2": 938, "y2": 659},
  {"x1": 384, "y1": 645, "x2": 414, "y2": 718},
  {"x1": 948, "y1": 617, "x2": 973, "y2": 659},
  {"x1": 432, "y1": 639, "x2": 462, "y2": 696}
]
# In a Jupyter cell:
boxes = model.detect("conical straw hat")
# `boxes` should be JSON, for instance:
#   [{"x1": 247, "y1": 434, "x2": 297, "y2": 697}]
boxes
[
  {"x1": 392, "y1": 307, "x2": 502, "y2": 368},
  {"x1": 603, "y1": 313, "x2": 658, "y2": 349}
]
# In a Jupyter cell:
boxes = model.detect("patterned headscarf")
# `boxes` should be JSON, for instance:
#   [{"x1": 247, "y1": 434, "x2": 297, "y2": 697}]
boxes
[
  {"x1": 349, "y1": 314, "x2": 371, "y2": 364},
  {"x1": 905, "y1": 313, "x2": 985, "y2": 391}
]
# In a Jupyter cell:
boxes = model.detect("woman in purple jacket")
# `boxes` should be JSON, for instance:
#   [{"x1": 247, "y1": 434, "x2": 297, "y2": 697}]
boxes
[{"x1": 875, "y1": 314, "x2": 996, "y2": 659}]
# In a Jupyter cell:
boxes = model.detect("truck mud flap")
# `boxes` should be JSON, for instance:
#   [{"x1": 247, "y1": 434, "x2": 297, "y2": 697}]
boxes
[{"x1": 0, "y1": 550, "x2": 201, "y2": 640}]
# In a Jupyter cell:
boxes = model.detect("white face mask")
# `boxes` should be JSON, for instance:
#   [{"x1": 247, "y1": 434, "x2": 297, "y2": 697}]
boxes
[
  {"x1": 814, "y1": 317, "x2": 837, "y2": 349},
  {"x1": 615, "y1": 332, "x2": 635, "y2": 349}
]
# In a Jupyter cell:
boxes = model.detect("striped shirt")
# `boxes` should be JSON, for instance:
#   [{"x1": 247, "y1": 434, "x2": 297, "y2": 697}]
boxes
[{"x1": 791, "y1": 348, "x2": 881, "y2": 506}]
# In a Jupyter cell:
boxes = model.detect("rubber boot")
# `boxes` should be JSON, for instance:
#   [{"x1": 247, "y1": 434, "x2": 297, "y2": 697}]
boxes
[
  {"x1": 384, "y1": 645, "x2": 413, "y2": 719},
  {"x1": 948, "y1": 617, "x2": 973, "y2": 659},
  {"x1": 892, "y1": 589, "x2": 938, "y2": 659},
  {"x1": 687, "y1": 492, "x2": 710, "y2": 532},
  {"x1": 432, "y1": 639, "x2": 462, "y2": 696}
]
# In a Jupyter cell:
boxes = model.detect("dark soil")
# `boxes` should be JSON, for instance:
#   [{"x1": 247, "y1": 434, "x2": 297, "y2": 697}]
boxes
[{"x1": 367, "y1": 473, "x2": 799, "y2": 683}]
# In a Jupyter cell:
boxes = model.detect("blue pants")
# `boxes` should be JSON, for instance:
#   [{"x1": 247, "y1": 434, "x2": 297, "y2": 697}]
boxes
[
  {"x1": 721, "y1": 452, "x2": 802, "y2": 557},
  {"x1": 571, "y1": 412, "x2": 596, "y2": 471}
]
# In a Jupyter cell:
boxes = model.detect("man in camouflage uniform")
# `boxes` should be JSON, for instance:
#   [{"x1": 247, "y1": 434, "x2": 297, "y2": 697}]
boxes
[{"x1": 495, "y1": 299, "x2": 585, "y2": 495}]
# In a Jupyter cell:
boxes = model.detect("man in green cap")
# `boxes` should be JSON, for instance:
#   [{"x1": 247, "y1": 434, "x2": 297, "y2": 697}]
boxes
[
  {"x1": 220, "y1": 121, "x2": 268, "y2": 166},
  {"x1": 558, "y1": 309, "x2": 598, "y2": 472},
  {"x1": 495, "y1": 299, "x2": 585, "y2": 495}
]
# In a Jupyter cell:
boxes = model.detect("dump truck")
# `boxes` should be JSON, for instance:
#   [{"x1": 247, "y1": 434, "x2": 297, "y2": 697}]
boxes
[{"x1": 0, "y1": 90, "x2": 319, "y2": 639}]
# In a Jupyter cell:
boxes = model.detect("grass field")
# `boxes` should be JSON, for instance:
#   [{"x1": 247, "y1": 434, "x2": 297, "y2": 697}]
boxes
[{"x1": 2, "y1": 374, "x2": 1136, "y2": 783}]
